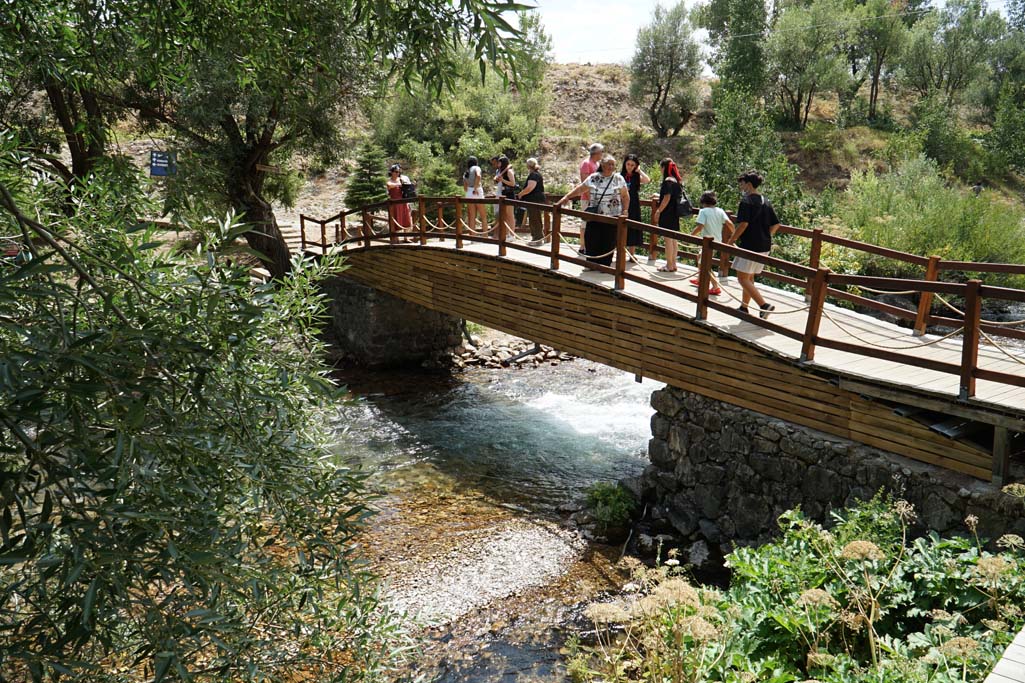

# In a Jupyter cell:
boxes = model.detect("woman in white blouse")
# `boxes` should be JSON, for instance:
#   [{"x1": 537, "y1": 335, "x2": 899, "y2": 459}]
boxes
[{"x1": 556, "y1": 155, "x2": 630, "y2": 266}]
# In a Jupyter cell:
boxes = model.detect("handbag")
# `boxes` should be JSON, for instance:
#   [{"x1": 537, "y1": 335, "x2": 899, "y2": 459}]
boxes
[
  {"x1": 678, "y1": 185, "x2": 693, "y2": 216},
  {"x1": 400, "y1": 176, "x2": 417, "y2": 199},
  {"x1": 585, "y1": 176, "x2": 614, "y2": 214}
]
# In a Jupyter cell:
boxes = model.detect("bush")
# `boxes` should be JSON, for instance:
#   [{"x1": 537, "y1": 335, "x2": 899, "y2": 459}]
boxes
[
  {"x1": 837, "y1": 155, "x2": 1025, "y2": 285},
  {"x1": 345, "y1": 141, "x2": 388, "y2": 209},
  {"x1": 568, "y1": 495, "x2": 1025, "y2": 683},
  {"x1": 585, "y1": 482, "x2": 637, "y2": 533}
]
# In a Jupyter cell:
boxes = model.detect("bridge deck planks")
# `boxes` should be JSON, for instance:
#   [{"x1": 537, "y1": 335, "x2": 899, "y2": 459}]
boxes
[{"x1": 336, "y1": 240, "x2": 1025, "y2": 480}]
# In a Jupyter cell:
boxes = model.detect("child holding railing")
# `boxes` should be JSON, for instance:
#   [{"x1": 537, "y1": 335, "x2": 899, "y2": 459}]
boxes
[{"x1": 689, "y1": 191, "x2": 734, "y2": 296}]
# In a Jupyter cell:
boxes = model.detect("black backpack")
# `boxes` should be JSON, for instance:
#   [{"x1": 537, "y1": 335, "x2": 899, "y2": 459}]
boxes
[{"x1": 400, "y1": 176, "x2": 417, "y2": 199}]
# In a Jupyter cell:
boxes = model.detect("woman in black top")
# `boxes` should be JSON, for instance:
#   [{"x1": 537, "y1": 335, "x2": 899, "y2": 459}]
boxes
[
  {"x1": 650, "y1": 158, "x2": 682, "y2": 272},
  {"x1": 725, "y1": 170, "x2": 782, "y2": 318},
  {"x1": 517, "y1": 157, "x2": 547, "y2": 244},
  {"x1": 621, "y1": 154, "x2": 651, "y2": 258}
]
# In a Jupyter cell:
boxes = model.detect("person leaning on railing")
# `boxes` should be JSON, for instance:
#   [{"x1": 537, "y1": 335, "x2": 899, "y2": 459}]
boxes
[
  {"x1": 725, "y1": 171, "x2": 781, "y2": 319},
  {"x1": 517, "y1": 158, "x2": 547, "y2": 246},
  {"x1": 557, "y1": 154, "x2": 629, "y2": 267},
  {"x1": 650, "y1": 158, "x2": 683, "y2": 272}
]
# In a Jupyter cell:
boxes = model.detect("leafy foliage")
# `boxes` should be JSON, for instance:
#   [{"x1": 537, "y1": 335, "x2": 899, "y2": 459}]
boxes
[
  {"x1": 629, "y1": 2, "x2": 702, "y2": 137},
  {"x1": 697, "y1": 88, "x2": 803, "y2": 221},
  {"x1": 837, "y1": 155, "x2": 1025, "y2": 285},
  {"x1": 697, "y1": 0, "x2": 769, "y2": 95},
  {"x1": 568, "y1": 496, "x2": 1025, "y2": 683},
  {"x1": 585, "y1": 483, "x2": 637, "y2": 532},
  {"x1": 767, "y1": 0, "x2": 847, "y2": 129},
  {"x1": 898, "y1": 0, "x2": 1005, "y2": 105},
  {"x1": 0, "y1": 137, "x2": 408, "y2": 681}
]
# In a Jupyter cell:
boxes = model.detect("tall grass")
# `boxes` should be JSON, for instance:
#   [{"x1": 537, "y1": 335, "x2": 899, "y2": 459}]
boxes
[{"x1": 839, "y1": 155, "x2": 1025, "y2": 286}]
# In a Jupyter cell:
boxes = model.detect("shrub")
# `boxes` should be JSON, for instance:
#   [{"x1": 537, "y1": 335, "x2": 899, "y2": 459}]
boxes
[
  {"x1": 837, "y1": 155, "x2": 1025, "y2": 285},
  {"x1": 568, "y1": 496, "x2": 1025, "y2": 683},
  {"x1": 585, "y1": 482, "x2": 637, "y2": 532}
]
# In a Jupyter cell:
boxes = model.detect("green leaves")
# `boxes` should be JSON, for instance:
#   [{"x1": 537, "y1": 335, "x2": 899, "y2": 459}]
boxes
[{"x1": 0, "y1": 137, "x2": 407, "y2": 680}]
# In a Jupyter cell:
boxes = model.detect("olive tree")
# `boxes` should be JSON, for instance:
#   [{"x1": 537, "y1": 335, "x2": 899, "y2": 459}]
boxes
[
  {"x1": 766, "y1": 0, "x2": 847, "y2": 129},
  {"x1": 899, "y1": 0, "x2": 1005, "y2": 104},
  {"x1": 629, "y1": 2, "x2": 703, "y2": 137}
]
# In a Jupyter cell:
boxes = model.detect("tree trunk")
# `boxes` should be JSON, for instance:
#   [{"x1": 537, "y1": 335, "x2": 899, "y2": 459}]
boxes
[{"x1": 228, "y1": 175, "x2": 293, "y2": 279}]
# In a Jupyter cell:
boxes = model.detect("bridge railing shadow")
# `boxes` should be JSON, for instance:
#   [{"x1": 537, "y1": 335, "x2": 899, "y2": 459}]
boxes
[{"x1": 300, "y1": 196, "x2": 1025, "y2": 415}]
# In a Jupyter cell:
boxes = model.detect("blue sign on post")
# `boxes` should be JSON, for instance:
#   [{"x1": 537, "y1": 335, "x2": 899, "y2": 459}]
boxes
[{"x1": 150, "y1": 151, "x2": 176, "y2": 176}]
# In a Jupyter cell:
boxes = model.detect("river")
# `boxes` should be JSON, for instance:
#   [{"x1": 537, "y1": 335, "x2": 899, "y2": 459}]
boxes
[{"x1": 329, "y1": 353, "x2": 661, "y2": 682}]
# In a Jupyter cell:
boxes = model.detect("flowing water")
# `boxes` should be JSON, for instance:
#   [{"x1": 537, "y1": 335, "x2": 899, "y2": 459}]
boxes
[{"x1": 329, "y1": 355, "x2": 662, "y2": 681}]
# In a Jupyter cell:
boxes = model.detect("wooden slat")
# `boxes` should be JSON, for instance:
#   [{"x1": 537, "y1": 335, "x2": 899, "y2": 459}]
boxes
[{"x1": 337, "y1": 242, "x2": 1025, "y2": 481}]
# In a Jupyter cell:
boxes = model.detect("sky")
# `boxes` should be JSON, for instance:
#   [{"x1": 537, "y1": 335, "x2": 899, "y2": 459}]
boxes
[{"x1": 533, "y1": 0, "x2": 684, "y2": 65}]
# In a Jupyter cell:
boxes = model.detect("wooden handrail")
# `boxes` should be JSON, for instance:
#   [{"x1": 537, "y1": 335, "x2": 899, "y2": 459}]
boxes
[{"x1": 307, "y1": 196, "x2": 1025, "y2": 410}]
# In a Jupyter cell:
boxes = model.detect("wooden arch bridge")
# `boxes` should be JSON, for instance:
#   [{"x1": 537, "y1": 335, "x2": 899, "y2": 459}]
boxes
[{"x1": 299, "y1": 194, "x2": 1025, "y2": 485}]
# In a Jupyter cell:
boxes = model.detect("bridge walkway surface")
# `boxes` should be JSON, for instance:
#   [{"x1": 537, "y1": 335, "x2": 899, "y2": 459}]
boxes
[{"x1": 298, "y1": 196, "x2": 1025, "y2": 483}]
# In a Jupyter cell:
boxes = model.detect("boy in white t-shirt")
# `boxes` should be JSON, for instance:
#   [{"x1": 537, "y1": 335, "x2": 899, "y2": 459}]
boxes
[{"x1": 690, "y1": 191, "x2": 734, "y2": 295}]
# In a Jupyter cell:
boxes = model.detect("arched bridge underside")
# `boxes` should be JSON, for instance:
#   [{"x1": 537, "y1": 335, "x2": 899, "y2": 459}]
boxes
[{"x1": 337, "y1": 241, "x2": 1025, "y2": 483}]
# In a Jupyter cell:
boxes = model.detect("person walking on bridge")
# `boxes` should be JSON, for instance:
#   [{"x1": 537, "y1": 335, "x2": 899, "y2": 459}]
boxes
[
  {"x1": 557, "y1": 154, "x2": 629, "y2": 267},
  {"x1": 651, "y1": 158, "x2": 683, "y2": 272},
  {"x1": 725, "y1": 171, "x2": 781, "y2": 319},
  {"x1": 621, "y1": 154, "x2": 651, "y2": 260}
]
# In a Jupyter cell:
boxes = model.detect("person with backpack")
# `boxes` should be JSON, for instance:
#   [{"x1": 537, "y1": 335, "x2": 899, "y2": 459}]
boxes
[
  {"x1": 386, "y1": 164, "x2": 414, "y2": 240},
  {"x1": 650, "y1": 158, "x2": 684, "y2": 272},
  {"x1": 725, "y1": 170, "x2": 782, "y2": 319}
]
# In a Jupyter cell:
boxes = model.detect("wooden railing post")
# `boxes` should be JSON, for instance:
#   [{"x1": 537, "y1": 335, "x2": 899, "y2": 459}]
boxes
[
  {"x1": 437, "y1": 202, "x2": 445, "y2": 242},
  {"x1": 801, "y1": 267, "x2": 831, "y2": 362},
  {"x1": 647, "y1": 199, "x2": 659, "y2": 263},
  {"x1": 417, "y1": 197, "x2": 427, "y2": 246},
  {"x1": 388, "y1": 200, "x2": 397, "y2": 245},
  {"x1": 543, "y1": 208, "x2": 551, "y2": 245},
  {"x1": 319, "y1": 220, "x2": 327, "y2": 251},
  {"x1": 361, "y1": 210, "x2": 371, "y2": 249},
  {"x1": 497, "y1": 196, "x2": 507, "y2": 256},
  {"x1": 806, "y1": 228, "x2": 823, "y2": 301},
  {"x1": 959, "y1": 279, "x2": 981, "y2": 400},
  {"x1": 550, "y1": 205, "x2": 561, "y2": 270},
  {"x1": 414, "y1": 196, "x2": 426, "y2": 245},
  {"x1": 299, "y1": 215, "x2": 307, "y2": 251},
  {"x1": 454, "y1": 198, "x2": 463, "y2": 249},
  {"x1": 695, "y1": 236, "x2": 715, "y2": 321},
  {"x1": 335, "y1": 216, "x2": 342, "y2": 244},
  {"x1": 614, "y1": 215, "x2": 627, "y2": 290},
  {"x1": 914, "y1": 255, "x2": 940, "y2": 335}
]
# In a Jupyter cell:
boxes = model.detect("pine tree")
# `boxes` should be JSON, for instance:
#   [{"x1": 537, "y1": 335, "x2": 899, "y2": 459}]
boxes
[{"x1": 344, "y1": 143, "x2": 388, "y2": 210}]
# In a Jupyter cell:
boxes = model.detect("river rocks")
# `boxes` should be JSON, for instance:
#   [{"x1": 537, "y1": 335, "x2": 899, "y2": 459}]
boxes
[
  {"x1": 453, "y1": 339, "x2": 575, "y2": 370},
  {"x1": 640, "y1": 386, "x2": 1025, "y2": 548}
]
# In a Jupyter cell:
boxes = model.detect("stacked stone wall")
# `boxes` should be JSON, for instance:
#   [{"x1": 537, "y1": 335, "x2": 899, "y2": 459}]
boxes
[
  {"x1": 637, "y1": 387, "x2": 1025, "y2": 547},
  {"x1": 320, "y1": 276, "x2": 462, "y2": 367}
]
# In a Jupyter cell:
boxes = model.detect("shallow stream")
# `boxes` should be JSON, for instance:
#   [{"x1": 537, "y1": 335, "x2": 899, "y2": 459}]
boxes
[{"x1": 329, "y1": 357, "x2": 662, "y2": 681}]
